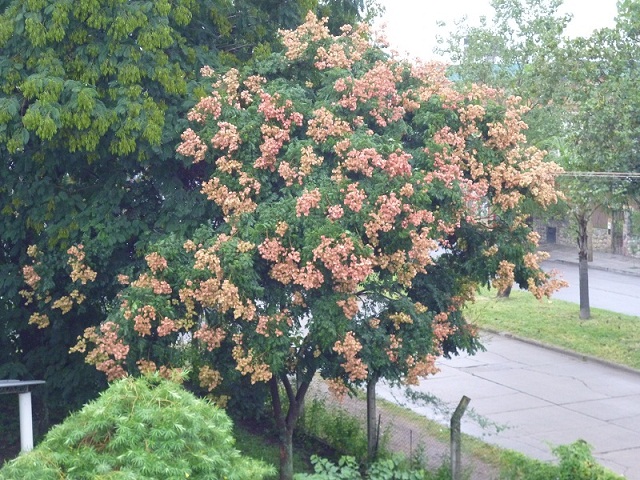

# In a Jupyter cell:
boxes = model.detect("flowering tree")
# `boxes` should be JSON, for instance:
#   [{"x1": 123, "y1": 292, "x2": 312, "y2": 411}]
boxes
[{"x1": 43, "y1": 13, "x2": 565, "y2": 479}]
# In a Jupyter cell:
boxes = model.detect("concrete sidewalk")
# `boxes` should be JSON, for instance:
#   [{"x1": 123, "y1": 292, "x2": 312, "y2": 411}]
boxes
[
  {"x1": 378, "y1": 332, "x2": 640, "y2": 479},
  {"x1": 541, "y1": 243, "x2": 640, "y2": 278}
]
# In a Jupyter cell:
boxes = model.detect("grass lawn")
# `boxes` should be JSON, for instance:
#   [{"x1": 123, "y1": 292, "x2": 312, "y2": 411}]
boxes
[{"x1": 465, "y1": 288, "x2": 640, "y2": 370}]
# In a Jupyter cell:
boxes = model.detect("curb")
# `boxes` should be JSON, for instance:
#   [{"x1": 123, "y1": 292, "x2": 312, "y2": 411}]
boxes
[
  {"x1": 551, "y1": 258, "x2": 640, "y2": 278},
  {"x1": 481, "y1": 328, "x2": 640, "y2": 378}
]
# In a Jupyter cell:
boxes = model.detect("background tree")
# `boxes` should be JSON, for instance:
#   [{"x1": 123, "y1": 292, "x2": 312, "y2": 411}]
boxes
[
  {"x1": 43, "y1": 14, "x2": 566, "y2": 479},
  {"x1": 0, "y1": 0, "x2": 375, "y2": 420},
  {"x1": 438, "y1": 0, "x2": 640, "y2": 318}
]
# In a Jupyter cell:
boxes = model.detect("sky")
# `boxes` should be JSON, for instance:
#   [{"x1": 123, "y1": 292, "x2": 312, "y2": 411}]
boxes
[{"x1": 375, "y1": 0, "x2": 619, "y2": 62}]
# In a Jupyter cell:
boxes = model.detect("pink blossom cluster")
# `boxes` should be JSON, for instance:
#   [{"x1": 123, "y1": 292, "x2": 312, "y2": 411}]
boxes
[
  {"x1": 145, "y1": 252, "x2": 168, "y2": 273},
  {"x1": 312, "y1": 235, "x2": 373, "y2": 292},
  {"x1": 342, "y1": 182, "x2": 367, "y2": 212},
  {"x1": 187, "y1": 93, "x2": 222, "y2": 124},
  {"x1": 336, "y1": 296, "x2": 359, "y2": 319},
  {"x1": 432, "y1": 312, "x2": 455, "y2": 344},
  {"x1": 405, "y1": 354, "x2": 438, "y2": 385},
  {"x1": 336, "y1": 61, "x2": 406, "y2": 126},
  {"x1": 22, "y1": 265, "x2": 40, "y2": 289},
  {"x1": 232, "y1": 334, "x2": 272, "y2": 384},
  {"x1": 386, "y1": 334, "x2": 402, "y2": 362},
  {"x1": 194, "y1": 325, "x2": 226, "y2": 351},
  {"x1": 201, "y1": 174, "x2": 260, "y2": 218},
  {"x1": 254, "y1": 92, "x2": 303, "y2": 171},
  {"x1": 75, "y1": 321, "x2": 130, "y2": 381},
  {"x1": 157, "y1": 317, "x2": 178, "y2": 337},
  {"x1": 258, "y1": 237, "x2": 325, "y2": 289},
  {"x1": 408, "y1": 229, "x2": 438, "y2": 271},
  {"x1": 278, "y1": 11, "x2": 331, "y2": 61},
  {"x1": 176, "y1": 128, "x2": 208, "y2": 163},
  {"x1": 333, "y1": 331, "x2": 367, "y2": 381},
  {"x1": 313, "y1": 22, "x2": 369, "y2": 70},
  {"x1": 28, "y1": 312, "x2": 49, "y2": 329},
  {"x1": 344, "y1": 148, "x2": 383, "y2": 177},
  {"x1": 136, "y1": 359, "x2": 157, "y2": 375},
  {"x1": 326, "y1": 205, "x2": 344, "y2": 221},
  {"x1": 491, "y1": 260, "x2": 515, "y2": 293},
  {"x1": 255, "y1": 311, "x2": 292, "y2": 337},
  {"x1": 67, "y1": 244, "x2": 97, "y2": 284},
  {"x1": 296, "y1": 188, "x2": 322, "y2": 217},
  {"x1": 192, "y1": 277, "x2": 256, "y2": 321},
  {"x1": 198, "y1": 365, "x2": 222, "y2": 391},
  {"x1": 211, "y1": 122, "x2": 241, "y2": 153},
  {"x1": 131, "y1": 273, "x2": 172, "y2": 295},
  {"x1": 307, "y1": 107, "x2": 352, "y2": 144},
  {"x1": 133, "y1": 305, "x2": 157, "y2": 336},
  {"x1": 364, "y1": 193, "x2": 403, "y2": 244}
]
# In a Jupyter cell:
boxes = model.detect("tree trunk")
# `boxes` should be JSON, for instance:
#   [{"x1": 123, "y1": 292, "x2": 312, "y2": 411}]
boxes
[
  {"x1": 497, "y1": 283, "x2": 512, "y2": 298},
  {"x1": 577, "y1": 213, "x2": 591, "y2": 319},
  {"x1": 366, "y1": 376, "x2": 378, "y2": 461},
  {"x1": 269, "y1": 375, "x2": 311, "y2": 480},
  {"x1": 278, "y1": 427, "x2": 295, "y2": 480}
]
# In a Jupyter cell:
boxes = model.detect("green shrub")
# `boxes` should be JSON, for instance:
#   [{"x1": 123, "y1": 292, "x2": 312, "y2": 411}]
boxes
[
  {"x1": 0, "y1": 375, "x2": 274, "y2": 480},
  {"x1": 499, "y1": 440, "x2": 624, "y2": 480},
  {"x1": 294, "y1": 455, "x2": 450, "y2": 480},
  {"x1": 299, "y1": 399, "x2": 368, "y2": 461},
  {"x1": 554, "y1": 440, "x2": 623, "y2": 480}
]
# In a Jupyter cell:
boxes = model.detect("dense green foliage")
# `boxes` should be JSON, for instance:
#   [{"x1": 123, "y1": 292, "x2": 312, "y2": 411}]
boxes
[
  {"x1": 0, "y1": 0, "x2": 375, "y2": 418},
  {"x1": 0, "y1": 375, "x2": 274, "y2": 479}
]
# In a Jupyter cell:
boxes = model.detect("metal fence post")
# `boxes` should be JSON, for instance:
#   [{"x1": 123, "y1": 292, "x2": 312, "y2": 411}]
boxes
[{"x1": 450, "y1": 395, "x2": 471, "y2": 480}]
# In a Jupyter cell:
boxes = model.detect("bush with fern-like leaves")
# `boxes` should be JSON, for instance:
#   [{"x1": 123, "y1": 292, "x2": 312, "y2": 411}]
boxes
[{"x1": 0, "y1": 375, "x2": 274, "y2": 480}]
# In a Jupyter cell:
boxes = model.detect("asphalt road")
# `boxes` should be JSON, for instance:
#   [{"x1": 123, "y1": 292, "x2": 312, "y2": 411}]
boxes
[{"x1": 543, "y1": 260, "x2": 640, "y2": 317}]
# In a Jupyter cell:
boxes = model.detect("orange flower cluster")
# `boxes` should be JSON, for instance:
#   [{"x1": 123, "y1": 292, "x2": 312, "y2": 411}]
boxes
[
  {"x1": 296, "y1": 188, "x2": 322, "y2": 217},
  {"x1": 194, "y1": 325, "x2": 226, "y2": 351},
  {"x1": 133, "y1": 305, "x2": 157, "y2": 336},
  {"x1": 67, "y1": 244, "x2": 97, "y2": 284},
  {"x1": 200, "y1": 174, "x2": 260, "y2": 219},
  {"x1": 491, "y1": 260, "x2": 515, "y2": 293},
  {"x1": 176, "y1": 128, "x2": 208, "y2": 162},
  {"x1": 255, "y1": 311, "x2": 292, "y2": 337},
  {"x1": 307, "y1": 107, "x2": 352, "y2": 143},
  {"x1": 198, "y1": 365, "x2": 223, "y2": 392},
  {"x1": 231, "y1": 334, "x2": 272, "y2": 384},
  {"x1": 312, "y1": 235, "x2": 373, "y2": 293},
  {"x1": 336, "y1": 296, "x2": 359, "y2": 319},
  {"x1": 73, "y1": 321, "x2": 130, "y2": 381},
  {"x1": 333, "y1": 331, "x2": 367, "y2": 381},
  {"x1": 405, "y1": 354, "x2": 439, "y2": 385},
  {"x1": 258, "y1": 237, "x2": 325, "y2": 289},
  {"x1": 28, "y1": 312, "x2": 49, "y2": 329}
]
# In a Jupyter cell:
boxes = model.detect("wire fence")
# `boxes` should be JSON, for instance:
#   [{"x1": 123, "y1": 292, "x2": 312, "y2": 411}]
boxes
[{"x1": 305, "y1": 379, "x2": 500, "y2": 479}]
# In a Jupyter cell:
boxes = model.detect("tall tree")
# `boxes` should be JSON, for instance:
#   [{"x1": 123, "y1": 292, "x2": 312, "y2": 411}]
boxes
[
  {"x1": 45, "y1": 14, "x2": 565, "y2": 479},
  {"x1": 0, "y1": 0, "x2": 373, "y2": 417}
]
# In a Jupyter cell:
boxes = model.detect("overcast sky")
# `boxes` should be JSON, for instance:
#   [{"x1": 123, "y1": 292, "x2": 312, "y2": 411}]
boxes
[{"x1": 375, "y1": 0, "x2": 619, "y2": 62}]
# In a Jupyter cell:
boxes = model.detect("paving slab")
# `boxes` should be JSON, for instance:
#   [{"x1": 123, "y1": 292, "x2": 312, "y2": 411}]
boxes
[{"x1": 378, "y1": 332, "x2": 640, "y2": 479}]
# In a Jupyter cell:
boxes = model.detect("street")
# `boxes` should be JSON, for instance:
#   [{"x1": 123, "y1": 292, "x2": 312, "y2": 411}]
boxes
[{"x1": 543, "y1": 260, "x2": 640, "y2": 317}]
